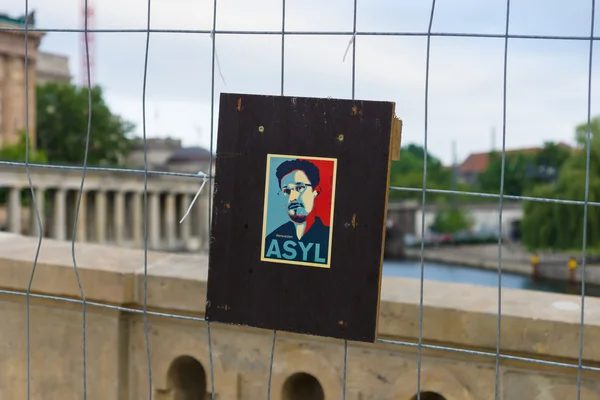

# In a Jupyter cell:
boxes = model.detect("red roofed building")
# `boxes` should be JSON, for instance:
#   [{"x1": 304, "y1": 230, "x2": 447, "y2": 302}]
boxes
[{"x1": 455, "y1": 143, "x2": 572, "y2": 186}]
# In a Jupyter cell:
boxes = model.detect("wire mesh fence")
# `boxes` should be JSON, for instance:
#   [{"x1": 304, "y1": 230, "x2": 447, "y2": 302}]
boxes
[{"x1": 0, "y1": 0, "x2": 598, "y2": 399}]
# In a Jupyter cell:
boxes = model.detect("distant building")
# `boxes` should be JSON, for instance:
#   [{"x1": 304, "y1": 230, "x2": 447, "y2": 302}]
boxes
[
  {"x1": 37, "y1": 52, "x2": 72, "y2": 84},
  {"x1": 127, "y1": 137, "x2": 183, "y2": 170},
  {"x1": 455, "y1": 143, "x2": 571, "y2": 186},
  {"x1": 163, "y1": 146, "x2": 212, "y2": 174},
  {"x1": 126, "y1": 137, "x2": 213, "y2": 174}
]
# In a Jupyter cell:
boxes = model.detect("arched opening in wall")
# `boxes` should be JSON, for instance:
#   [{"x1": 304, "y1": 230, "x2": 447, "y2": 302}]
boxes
[
  {"x1": 166, "y1": 355, "x2": 207, "y2": 400},
  {"x1": 409, "y1": 392, "x2": 447, "y2": 400},
  {"x1": 282, "y1": 372, "x2": 325, "y2": 400}
]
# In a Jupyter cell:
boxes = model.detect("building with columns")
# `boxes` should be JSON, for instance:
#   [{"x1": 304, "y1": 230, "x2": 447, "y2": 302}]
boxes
[
  {"x1": 0, "y1": 11, "x2": 212, "y2": 251},
  {"x1": 0, "y1": 163, "x2": 212, "y2": 252}
]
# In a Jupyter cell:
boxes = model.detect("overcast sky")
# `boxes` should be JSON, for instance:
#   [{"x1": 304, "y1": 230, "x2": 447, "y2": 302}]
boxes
[{"x1": 5, "y1": 0, "x2": 600, "y2": 165}]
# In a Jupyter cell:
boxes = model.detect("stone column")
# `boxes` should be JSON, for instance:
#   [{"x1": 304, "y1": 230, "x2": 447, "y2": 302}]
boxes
[
  {"x1": 149, "y1": 192, "x2": 160, "y2": 249},
  {"x1": 0, "y1": 56, "x2": 7, "y2": 144},
  {"x1": 75, "y1": 191, "x2": 87, "y2": 242},
  {"x1": 3, "y1": 57, "x2": 24, "y2": 146},
  {"x1": 113, "y1": 191, "x2": 125, "y2": 245},
  {"x1": 29, "y1": 187, "x2": 45, "y2": 238},
  {"x1": 179, "y1": 194, "x2": 191, "y2": 249},
  {"x1": 27, "y1": 60, "x2": 38, "y2": 148},
  {"x1": 165, "y1": 193, "x2": 176, "y2": 249},
  {"x1": 197, "y1": 194, "x2": 210, "y2": 251},
  {"x1": 94, "y1": 190, "x2": 107, "y2": 243},
  {"x1": 8, "y1": 187, "x2": 22, "y2": 234},
  {"x1": 0, "y1": 58, "x2": 6, "y2": 145},
  {"x1": 131, "y1": 192, "x2": 143, "y2": 247},
  {"x1": 52, "y1": 189, "x2": 66, "y2": 241}
]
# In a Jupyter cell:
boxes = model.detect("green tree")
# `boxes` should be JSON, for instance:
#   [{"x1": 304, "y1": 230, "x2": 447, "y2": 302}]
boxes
[
  {"x1": 0, "y1": 130, "x2": 48, "y2": 204},
  {"x1": 393, "y1": 144, "x2": 450, "y2": 182},
  {"x1": 477, "y1": 151, "x2": 534, "y2": 196},
  {"x1": 534, "y1": 141, "x2": 571, "y2": 171},
  {"x1": 389, "y1": 144, "x2": 455, "y2": 201},
  {"x1": 521, "y1": 117, "x2": 600, "y2": 251},
  {"x1": 0, "y1": 130, "x2": 48, "y2": 163},
  {"x1": 36, "y1": 82, "x2": 135, "y2": 166},
  {"x1": 388, "y1": 143, "x2": 478, "y2": 206},
  {"x1": 429, "y1": 207, "x2": 472, "y2": 234},
  {"x1": 527, "y1": 141, "x2": 572, "y2": 184}
]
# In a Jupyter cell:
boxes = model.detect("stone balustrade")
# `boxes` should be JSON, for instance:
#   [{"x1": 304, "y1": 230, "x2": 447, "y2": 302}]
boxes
[
  {"x1": 0, "y1": 164, "x2": 210, "y2": 252},
  {"x1": 0, "y1": 232, "x2": 599, "y2": 399}
]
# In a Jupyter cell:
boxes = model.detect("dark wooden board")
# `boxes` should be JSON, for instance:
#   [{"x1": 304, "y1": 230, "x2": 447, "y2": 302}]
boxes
[{"x1": 205, "y1": 93, "x2": 395, "y2": 343}]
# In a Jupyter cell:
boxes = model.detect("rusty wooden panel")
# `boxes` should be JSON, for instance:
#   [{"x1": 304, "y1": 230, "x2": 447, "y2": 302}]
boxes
[{"x1": 205, "y1": 92, "x2": 397, "y2": 343}]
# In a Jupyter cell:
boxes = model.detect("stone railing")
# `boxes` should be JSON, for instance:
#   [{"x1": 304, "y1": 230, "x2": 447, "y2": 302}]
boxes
[
  {"x1": 0, "y1": 232, "x2": 599, "y2": 399},
  {"x1": 0, "y1": 163, "x2": 210, "y2": 252}
]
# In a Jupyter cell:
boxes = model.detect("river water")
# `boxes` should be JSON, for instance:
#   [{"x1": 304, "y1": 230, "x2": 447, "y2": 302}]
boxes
[{"x1": 382, "y1": 260, "x2": 600, "y2": 298}]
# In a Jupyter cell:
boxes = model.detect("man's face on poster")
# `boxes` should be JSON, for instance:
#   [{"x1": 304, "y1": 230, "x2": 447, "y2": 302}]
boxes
[{"x1": 280, "y1": 170, "x2": 317, "y2": 224}]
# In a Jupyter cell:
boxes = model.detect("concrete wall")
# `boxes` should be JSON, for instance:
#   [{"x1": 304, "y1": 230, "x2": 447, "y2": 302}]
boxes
[{"x1": 0, "y1": 232, "x2": 599, "y2": 399}]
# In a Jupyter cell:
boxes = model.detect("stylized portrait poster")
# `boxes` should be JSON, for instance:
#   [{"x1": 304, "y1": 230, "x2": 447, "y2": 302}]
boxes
[{"x1": 261, "y1": 154, "x2": 337, "y2": 268}]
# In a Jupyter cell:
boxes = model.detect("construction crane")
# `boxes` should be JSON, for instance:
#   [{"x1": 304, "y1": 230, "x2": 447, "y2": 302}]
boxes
[{"x1": 80, "y1": 0, "x2": 95, "y2": 88}]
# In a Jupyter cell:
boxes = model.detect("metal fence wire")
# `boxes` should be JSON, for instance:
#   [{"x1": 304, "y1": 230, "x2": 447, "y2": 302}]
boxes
[{"x1": 0, "y1": 0, "x2": 598, "y2": 399}]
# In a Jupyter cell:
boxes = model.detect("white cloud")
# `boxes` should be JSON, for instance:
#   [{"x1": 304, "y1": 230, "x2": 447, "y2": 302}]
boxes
[{"x1": 4, "y1": 0, "x2": 600, "y2": 167}]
